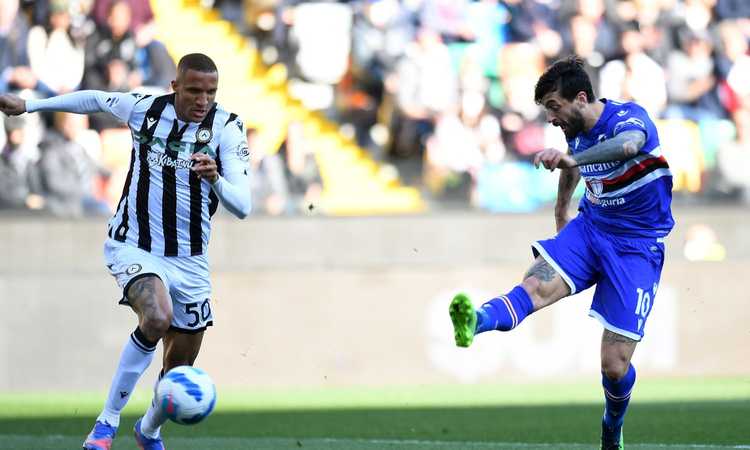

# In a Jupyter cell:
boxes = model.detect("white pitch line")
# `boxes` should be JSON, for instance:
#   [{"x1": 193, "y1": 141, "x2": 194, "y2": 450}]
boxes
[
  {"x1": 5, "y1": 435, "x2": 749, "y2": 449},
  {"x1": 314, "y1": 437, "x2": 750, "y2": 449}
]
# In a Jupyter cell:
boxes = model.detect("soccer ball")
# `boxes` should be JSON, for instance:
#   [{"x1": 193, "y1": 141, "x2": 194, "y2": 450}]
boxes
[{"x1": 156, "y1": 365, "x2": 217, "y2": 425}]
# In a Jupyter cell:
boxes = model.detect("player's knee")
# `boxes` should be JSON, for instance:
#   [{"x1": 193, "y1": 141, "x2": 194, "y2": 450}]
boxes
[
  {"x1": 521, "y1": 277, "x2": 541, "y2": 297},
  {"x1": 601, "y1": 356, "x2": 630, "y2": 381},
  {"x1": 140, "y1": 313, "x2": 172, "y2": 340},
  {"x1": 520, "y1": 277, "x2": 552, "y2": 310}
]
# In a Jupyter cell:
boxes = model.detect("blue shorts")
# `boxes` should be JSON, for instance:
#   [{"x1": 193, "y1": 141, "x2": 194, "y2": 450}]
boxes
[{"x1": 531, "y1": 216, "x2": 666, "y2": 341}]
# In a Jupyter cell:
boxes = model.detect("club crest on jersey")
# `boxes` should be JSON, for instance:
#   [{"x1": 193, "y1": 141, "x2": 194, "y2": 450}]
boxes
[
  {"x1": 236, "y1": 144, "x2": 250, "y2": 161},
  {"x1": 196, "y1": 127, "x2": 213, "y2": 144},
  {"x1": 126, "y1": 264, "x2": 142, "y2": 275},
  {"x1": 586, "y1": 178, "x2": 604, "y2": 197}
]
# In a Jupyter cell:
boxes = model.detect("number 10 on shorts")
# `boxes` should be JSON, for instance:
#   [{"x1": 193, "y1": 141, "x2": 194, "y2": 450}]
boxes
[{"x1": 635, "y1": 283, "x2": 657, "y2": 331}]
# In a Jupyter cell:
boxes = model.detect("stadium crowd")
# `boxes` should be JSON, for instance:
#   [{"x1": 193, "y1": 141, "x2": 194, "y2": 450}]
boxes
[
  {"x1": 1, "y1": 0, "x2": 749, "y2": 217},
  {"x1": 226, "y1": 0, "x2": 750, "y2": 211}
]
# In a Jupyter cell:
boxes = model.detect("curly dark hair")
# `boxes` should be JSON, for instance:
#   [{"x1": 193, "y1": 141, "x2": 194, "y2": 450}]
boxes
[{"x1": 534, "y1": 56, "x2": 595, "y2": 104}]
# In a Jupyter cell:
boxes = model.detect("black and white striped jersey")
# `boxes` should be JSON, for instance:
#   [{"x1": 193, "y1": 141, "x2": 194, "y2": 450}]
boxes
[{"x1": 99, "y1": 92, "x2": 250, "y2": 257}]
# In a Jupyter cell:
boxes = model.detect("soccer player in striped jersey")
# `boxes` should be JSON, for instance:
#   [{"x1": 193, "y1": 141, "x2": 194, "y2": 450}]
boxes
[
  {"x1": 448, "y1": 56, "x2": 674, "y2": 450},
  {"x1": 0, "y1": 53, "x2": 251, "y2": 450}
]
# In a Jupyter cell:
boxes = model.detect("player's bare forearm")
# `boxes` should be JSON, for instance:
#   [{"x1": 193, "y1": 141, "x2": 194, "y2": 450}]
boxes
[
  {"x1": 554, "y1": 165, "x2": 580, "y2": 231},
  {"x1": 570, "y1": 130, "x2": 645, "y2": 166}
]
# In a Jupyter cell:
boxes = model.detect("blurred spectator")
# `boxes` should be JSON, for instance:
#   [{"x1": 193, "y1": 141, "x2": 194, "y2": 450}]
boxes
[
  {"x1": 565, "y1": 15, "x2": 605, "y2": 87},
  {"x1": 35, "y1": 112, "x2": 110, "y2": 217},
  {"x1": 419, "y1": 0, "x2": 474, "y2": 44},
  {"x1": 504, "y1": 0, "x2": 563, "y2": 58},
  {"x1": 715, "y1": 19, "x2": 750, "y2": 112},
  {"x1": 281, "y1": 121, "x2": 322, "y2": 213},
  {"x1": 715, "y1": 0, "x2": 750, "y2": 21},
  {"x1": 423, "y1": 90, "x2": 502, "y2": 201},
  {"x1": 630, "y1": 0, "x2": 679, "y2": 67},
  {"x1": 248, "y1": 127, "x2": 289, "y2": 216},
  {"x1": 91, "y1": 0, "x2": 155, "y2": 48},
  {"x1": 716, "y1": 107, "x2": 750, "y2": 201},
  {"x1": 0, "y1": 114, "x2": 39, "y2": 210},
  {"x1": 599, "y1": 26, "x2": 667, "y2": 118},
  {"x1": 83, "y1": 0, "x2": 140, "y2": 129},
  {"x1": 134, "y1": 39, "x2": 175, "y2": 92},
  {"x1": 464, "y1": 0, "x2": 509, "y2": 81},
  {"x1": 97, "y1": 0, "x2": 175, "y2": 92},
  {"x1": 0, "y1": 0, "x2": 38, "y2": 94},
  {"x1": 387, "y1": 28, "x2": 457, "y2": 159},
  {"x1": 212, "y1": 0, "x2": 248, "y2": 34},
  {"x1": 664, "y1": 27, "x2": 724, "y2": 121},
  {"x1": 286, "y1": 2, "x2": 351, "y2": 112},
  {"x1": 682, "y1": 0, "x2": 715, "y2": 32},
  {"x1": 497, "y1": 42, "x2": 545, "y2": 158},
  {"x1": 27, "y1": 0, "x2": 85, "y2": 95},
  {"x1": 350, "y1": 0, "x2": 417, "y2": 100}
]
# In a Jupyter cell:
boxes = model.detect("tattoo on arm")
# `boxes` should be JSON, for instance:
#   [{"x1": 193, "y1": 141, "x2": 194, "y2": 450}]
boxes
[
  {"x1": 571, "y1": 130, "x2": 646, "y2": 166},
  {"x1": 602, "y1": 329, "x2": 638, "y2": 344},
  {"x1": 525, "y1": 258, "x2": 558, "y2": 282}
]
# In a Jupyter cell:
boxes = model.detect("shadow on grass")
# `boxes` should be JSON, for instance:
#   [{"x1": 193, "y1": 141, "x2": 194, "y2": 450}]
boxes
[{"x1": 0, "y1": 400, "x2": 747, "y2": 445}]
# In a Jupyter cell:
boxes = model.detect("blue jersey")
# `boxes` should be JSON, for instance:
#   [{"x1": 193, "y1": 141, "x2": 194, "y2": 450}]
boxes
[{"x1": 568, "y1": 99, "x2": 674, "y2": 238}]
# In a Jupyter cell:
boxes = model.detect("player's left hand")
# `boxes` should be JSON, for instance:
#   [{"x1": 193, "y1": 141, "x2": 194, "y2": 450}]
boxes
[
  {"x1": 0, "y1": 94, "x2": 26, "y2": 116},
  {"x1": 533, "y1": 148, "x2": 576, "y2": 171},
  {"x1": 191, "y1": 152, "x2": 219, "y2": 184}
]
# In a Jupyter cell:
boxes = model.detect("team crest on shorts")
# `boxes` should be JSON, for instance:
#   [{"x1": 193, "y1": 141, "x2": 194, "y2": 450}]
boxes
[
  {"x1": 126, "y1": 264, "x2": 142, "y2": 275},
  {"x1": 196, "y1": 127, "x2": 213, "y2": 144}
]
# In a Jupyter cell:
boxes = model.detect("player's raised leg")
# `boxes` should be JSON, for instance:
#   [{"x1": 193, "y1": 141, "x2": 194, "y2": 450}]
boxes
[
  {"x1": 135, "y1": 329, "x2": 204, "y2": 449},
  {"x1": 84, "y1": 276, "x2": 172, "y2": 450},
  {"x1": 449, "y1": 256, "x2": 571, "y2": 347},
  {"x1": 600, "y1": 330, "x2": 637, "y2": 450}
]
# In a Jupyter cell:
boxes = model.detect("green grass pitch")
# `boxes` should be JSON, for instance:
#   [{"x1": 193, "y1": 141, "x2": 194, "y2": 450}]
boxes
[{"x1": 0, "y1": 377, "x2": 748, "y2": 450}]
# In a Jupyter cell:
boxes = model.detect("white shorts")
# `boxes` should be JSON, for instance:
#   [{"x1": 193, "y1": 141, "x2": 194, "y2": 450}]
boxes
[{"x1": 104, "y1": 238, "x2": 214, "y2": 333}]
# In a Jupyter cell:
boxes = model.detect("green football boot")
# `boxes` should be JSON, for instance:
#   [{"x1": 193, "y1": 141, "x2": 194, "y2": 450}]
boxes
[{"x1": 449, "y1": 293, "x2": 477, "y2": 348}]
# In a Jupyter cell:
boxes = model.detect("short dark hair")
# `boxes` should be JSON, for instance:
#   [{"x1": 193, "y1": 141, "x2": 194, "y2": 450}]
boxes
[
  {"x1": 177, "y1": 53, "x2": 218, "y2": 76},
  {"x1": 534, "y1": 55, "x2": 595, "y2": 104}
]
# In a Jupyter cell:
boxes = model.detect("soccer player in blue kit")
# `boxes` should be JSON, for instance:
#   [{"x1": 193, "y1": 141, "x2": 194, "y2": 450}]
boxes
[{"x1": 449, "y1": 56, "x2": 674, "y2": 450}]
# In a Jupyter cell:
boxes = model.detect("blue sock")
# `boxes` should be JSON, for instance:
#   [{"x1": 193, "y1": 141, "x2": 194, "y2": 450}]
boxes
[
  {"x1": 475, "y1": 285, "x2": 534, "y2": 333},
  {"x1": 602, "y1": 364, "x2": 636, "y2": 430}
]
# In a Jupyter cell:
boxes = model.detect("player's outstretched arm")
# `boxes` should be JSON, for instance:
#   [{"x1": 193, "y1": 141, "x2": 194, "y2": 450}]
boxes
[
  {"x1": 534, "y1": 130, "x2": 645, "y2": 172},
  {"x1": 0, "y1": 94, "x2": 27, "y2": 116},
  {"x1": 569, "y1": 129, "x2": 645, "y2": 167},
  {"x1": 7, "y1": 90, "x2": 139, "y2": 123}
]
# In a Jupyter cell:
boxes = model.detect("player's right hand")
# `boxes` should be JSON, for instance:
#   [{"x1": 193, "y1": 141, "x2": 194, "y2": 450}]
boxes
[
  {"x1": 533, "y1": 148, "x2": 576, "y2": 171},
  {"x1": 0, "y1": 94, "x2": 26, "y2": 116}
]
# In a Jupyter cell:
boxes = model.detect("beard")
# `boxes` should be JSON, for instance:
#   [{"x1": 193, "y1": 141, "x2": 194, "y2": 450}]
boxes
[{"x1": 562, "y1": 109, "x2": 586, "y2": 140}]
